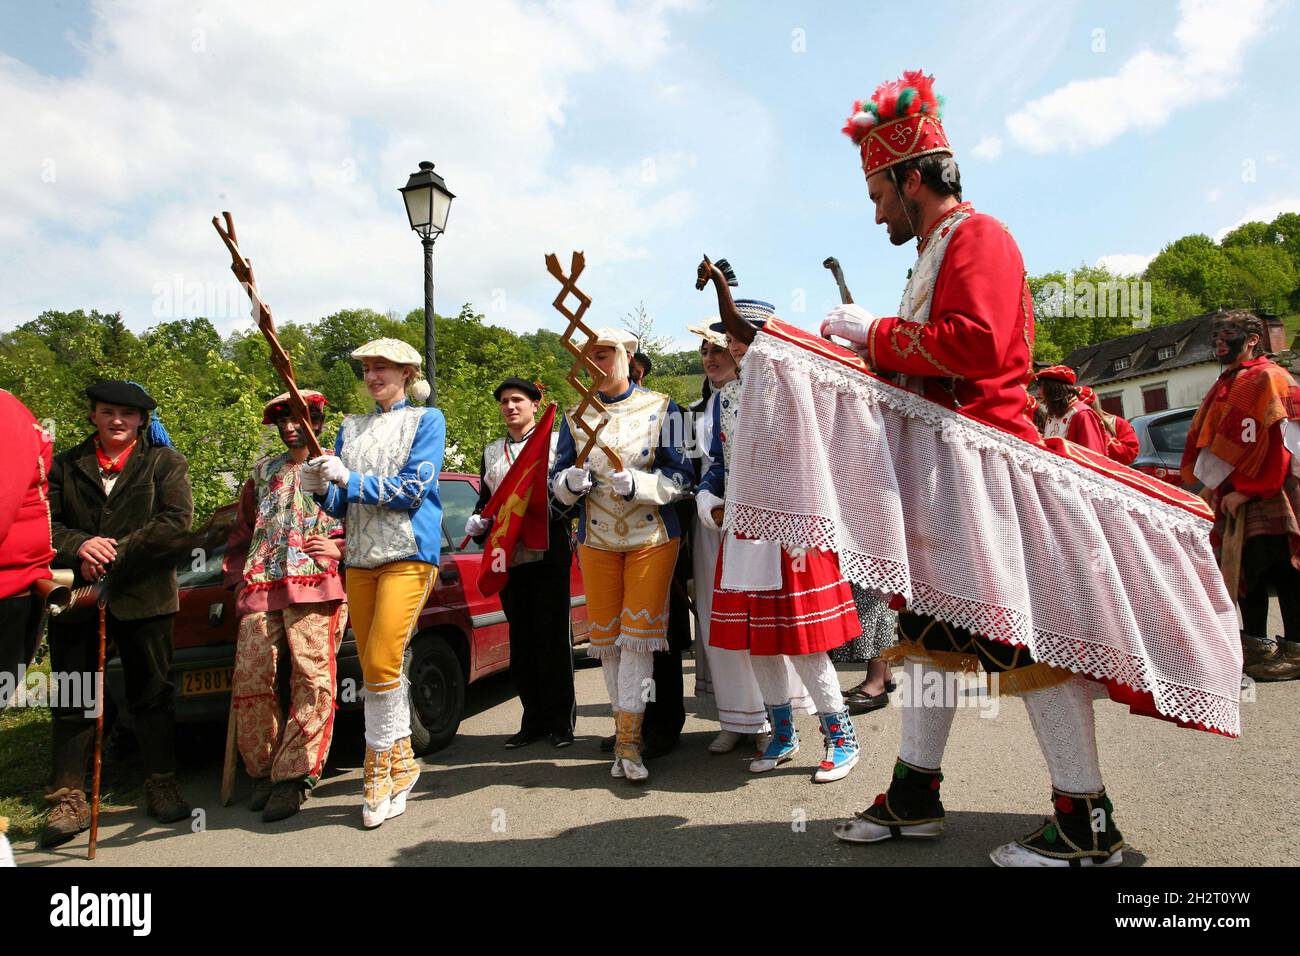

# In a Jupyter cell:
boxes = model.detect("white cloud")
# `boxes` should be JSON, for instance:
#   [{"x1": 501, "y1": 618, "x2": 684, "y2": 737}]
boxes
[
  {"x1": 1005, "y1": 0, "x2": 1274, "y2": 154},
  {"x1": 971, "y1": 135, "x2": 1003, "y2": 161},
  {"x1": 1095, "y1": 253, "x2": 1154, "y2": 276},
  {"x1": 0, "y1": 0, "x2": 707, "y2": 335},
  {"x1": 1215, "y1": 196, "x2": 1300, "y2": 241}
]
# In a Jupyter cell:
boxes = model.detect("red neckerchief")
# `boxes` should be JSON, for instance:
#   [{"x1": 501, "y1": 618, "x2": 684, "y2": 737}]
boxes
[{"x1": 95, "y1": 436, "x2": 138, "y2": 475}]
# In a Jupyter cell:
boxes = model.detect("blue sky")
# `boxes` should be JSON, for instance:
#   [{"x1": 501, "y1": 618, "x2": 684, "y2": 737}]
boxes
[{"x1": 2, "y1": 0, "x2": 1296, "y2": 349}]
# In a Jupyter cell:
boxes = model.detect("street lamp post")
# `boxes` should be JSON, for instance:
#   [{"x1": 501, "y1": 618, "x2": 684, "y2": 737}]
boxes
[{"x1": 399, "y1": 161, "x2": 455, "y2": 405}]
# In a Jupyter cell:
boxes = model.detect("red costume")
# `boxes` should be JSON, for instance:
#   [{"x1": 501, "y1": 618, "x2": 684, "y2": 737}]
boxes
[
  {"x1": 0, "y1": 389, "x2": 54, "y2": 600},
  {"x1": 1077, "y1": 385, "x2": 1138, "y2": 465}
]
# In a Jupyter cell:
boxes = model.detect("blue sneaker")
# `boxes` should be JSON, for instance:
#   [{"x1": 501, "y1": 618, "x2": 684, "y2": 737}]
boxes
[
  {"x1": 749, "y1": 702, "x2": 799, "y2": 772},
  {"x1": 813, "y1": 709, "x2": 859, "y2": 783}
]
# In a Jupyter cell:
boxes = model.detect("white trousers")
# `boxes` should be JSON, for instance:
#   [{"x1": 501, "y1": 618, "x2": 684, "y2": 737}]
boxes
[{"x1": 691, "y1": 523, "x2": 813, "y2": 731}]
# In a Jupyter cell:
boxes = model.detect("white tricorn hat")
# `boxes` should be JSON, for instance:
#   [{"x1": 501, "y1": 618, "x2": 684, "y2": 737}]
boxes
[
  {"x1": 590, "y1": 327, "x2": 639, "y2": 353},
  {"x1": 350, "y1": 337, "x2": 422, "y2": 366},
  {"x1": 687, "y1": 319, "x2": 728, "y2": 350}
]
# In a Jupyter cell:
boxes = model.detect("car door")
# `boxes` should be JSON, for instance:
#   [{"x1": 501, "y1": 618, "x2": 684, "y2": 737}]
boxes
[{"x1": 438, "y1": 475, "x2": 511, "y2": 674}]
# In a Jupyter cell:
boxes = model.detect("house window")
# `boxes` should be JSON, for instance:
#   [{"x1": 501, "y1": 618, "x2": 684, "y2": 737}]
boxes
[
  {"x1": 1099, "y1": 393, "x2": 1125, "y2": 418},
  {"x1": 1142, "y1": 384, "x2": 1169, "y2": 414},
  {"x1": 1156, "y1": 345, "x2": 1176, "y2": 361},
  {"x1": 1114, "y1": 356, "x2": 1131, "y2": 372}
]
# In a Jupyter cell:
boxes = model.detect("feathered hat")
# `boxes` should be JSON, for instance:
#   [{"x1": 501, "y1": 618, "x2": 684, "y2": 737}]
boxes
[{"x1": 842, "y1": 69, "x2": 952, "y2": 176}]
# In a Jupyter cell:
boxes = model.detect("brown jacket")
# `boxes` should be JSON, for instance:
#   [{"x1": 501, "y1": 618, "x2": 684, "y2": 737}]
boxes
[{"x1": 49, "y1": 434, "x2": 194, "y2": 620}]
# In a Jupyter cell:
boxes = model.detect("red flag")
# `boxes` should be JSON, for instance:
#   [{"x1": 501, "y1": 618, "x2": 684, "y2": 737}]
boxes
[{"x1": 476, "y1": 402, "x2": 557, "y2": 596}]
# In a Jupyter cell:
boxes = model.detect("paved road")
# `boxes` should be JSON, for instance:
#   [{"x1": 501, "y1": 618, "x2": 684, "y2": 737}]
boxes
[{"x1": 15, "y1": 646, "x2": 1297, "y2": 867}]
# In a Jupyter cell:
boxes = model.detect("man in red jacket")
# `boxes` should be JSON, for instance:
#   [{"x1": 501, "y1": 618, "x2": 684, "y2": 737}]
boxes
[
  {"x1": 0, "y1": 389, "x2": 55, "y2": 709},
  {"x1": 821, "y1": 70, "x2": 1127, "y2": 866},
  {"x1": 1181, "y1": 310, "x2": 1300, "y2": 681},
  {"x1": 1034, "y1": 366, "x2": 1109, "y2": 454}
]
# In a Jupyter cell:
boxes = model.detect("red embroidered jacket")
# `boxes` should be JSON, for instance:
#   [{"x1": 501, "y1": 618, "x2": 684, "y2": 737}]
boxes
[
  {"x1": 0, "y1": 390, "x2": 55, "y2": 600},
  {"x1": 866, "y1": 210, "x2": 1039, "y2": 444}
]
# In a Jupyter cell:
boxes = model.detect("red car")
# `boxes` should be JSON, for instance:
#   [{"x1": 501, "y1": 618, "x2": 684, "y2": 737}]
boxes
[{"x1": 107, "y1": 472, "x2": 589, "y2": 755}]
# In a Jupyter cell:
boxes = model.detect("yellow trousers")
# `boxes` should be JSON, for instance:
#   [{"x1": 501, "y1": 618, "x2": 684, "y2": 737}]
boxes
[
  {"x1": 578, "y1": 540, "x2": 680, "y2": 656},
  {"x1": 346, "y1": 561, "x2": 437, "y2": 693}
]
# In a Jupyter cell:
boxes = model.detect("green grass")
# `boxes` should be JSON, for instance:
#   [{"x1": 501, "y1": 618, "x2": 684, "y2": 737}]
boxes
[{"x1": 0, "y1": 657, "x2": 142, "y2": 842}]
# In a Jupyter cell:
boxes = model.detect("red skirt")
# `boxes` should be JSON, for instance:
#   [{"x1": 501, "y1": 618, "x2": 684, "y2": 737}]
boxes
[{"x1": 709, "y1": 543, "x2": 860, "y2": 656}]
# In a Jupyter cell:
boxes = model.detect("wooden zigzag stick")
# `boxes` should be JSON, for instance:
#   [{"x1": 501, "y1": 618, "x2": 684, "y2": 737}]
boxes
[
  {"x1": 545, "y1": 251, "x2": 623, "y2": 470},
  {"x1": 212, "y1": 211, "x2": 323, "y2": 459}
]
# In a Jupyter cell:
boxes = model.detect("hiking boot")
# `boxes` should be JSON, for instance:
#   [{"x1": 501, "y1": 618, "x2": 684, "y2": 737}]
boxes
[
  {"x1": 261, "y1": 781, "x2": 306, "y2": 823},
  {"x1": 1246, "y1": 639, "x2": 1300, "y2": 682},
  {"x1": 144, "y1": 773, "x2": 192, "y2": 824},
  {"x1": 40, "y1": 787, "x2": 91, "y2": 848}
]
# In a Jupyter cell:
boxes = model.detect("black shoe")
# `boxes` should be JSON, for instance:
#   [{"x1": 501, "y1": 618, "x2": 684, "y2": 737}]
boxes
[
  {"x1": 551, "y1": 729, "x2": 575, "y2": 748},
  {"x1": 262, "y1": 781, "x2": 306, "y2": 823},
  {"x1": 599, "y1": 733, "x2": 616, "y2": 753},
  {"x1": 504, "y1": 730, "x2": 543, "y2": 749},
  {"x1": 846, "y1": 691, "x2": 890, "y2": 715},
  {"x1": 248, "y1": 778, "x2": 274, "y2": 812}
]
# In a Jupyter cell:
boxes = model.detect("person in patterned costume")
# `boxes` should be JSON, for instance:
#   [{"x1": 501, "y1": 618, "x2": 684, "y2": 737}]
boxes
[
  {"x1": 224, "y1": 390, "x2": 348, "y2": 822},
  {"x1": 302, "y1": 339, "x2": 445, "y2": 828},
  {"x1": 821, "y1": 70, "x2": 1128, "y2": 865},
  {"x1": 552, "y1": 327, "x2": 693, "y2": 783}
]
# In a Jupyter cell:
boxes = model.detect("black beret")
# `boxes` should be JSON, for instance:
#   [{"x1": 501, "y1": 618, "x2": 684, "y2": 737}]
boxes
[
  {"x1": 632, "y1": 351, "x2": 653, "y2": 374},
  {"x1": 85, "y1": 380, "x2": 157, "y2": 411},
  {"x1": 493, "y1": 377, "x2": 542, "y2": 402}
]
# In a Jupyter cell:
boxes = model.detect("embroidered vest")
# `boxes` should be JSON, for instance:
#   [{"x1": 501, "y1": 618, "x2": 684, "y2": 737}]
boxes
[
  {"x1": 895, "y1": 204, "x2": 974, "y2": 397},
  {"x1": 339, "y1": 407, "x2": 425, "y2": 569},
  {"x1": 482, "y1": 431, "x2": 558, "y2": 566},
  {"x1": 566, "y1": 388, "x2": 674, "y2": 551}
]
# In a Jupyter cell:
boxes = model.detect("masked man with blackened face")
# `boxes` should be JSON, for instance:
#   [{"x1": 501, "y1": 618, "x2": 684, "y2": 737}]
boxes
[{"x1": 1182, "y1": 310, "x2": 1300, "y2": 682}]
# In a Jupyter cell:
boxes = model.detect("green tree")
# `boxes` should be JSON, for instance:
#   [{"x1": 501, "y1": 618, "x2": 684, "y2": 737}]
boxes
[{"x1": 1144, "y1": 235, "x2": 1235, "y2": 311}]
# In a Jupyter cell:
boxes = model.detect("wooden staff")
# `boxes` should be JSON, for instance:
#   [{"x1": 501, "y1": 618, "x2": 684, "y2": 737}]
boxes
[
  {"x1": 87, "y1": 594, "x2": 107, "y2": 861},
  {"x1": 212, "y1": 211, "x2": 323, "y2": 458},
  {"x1": 545, "y1": 251, "x2": 623, "y2": 470},
  {"x1": 213, "y1": 210, "x2": 323, "y2": 802}
]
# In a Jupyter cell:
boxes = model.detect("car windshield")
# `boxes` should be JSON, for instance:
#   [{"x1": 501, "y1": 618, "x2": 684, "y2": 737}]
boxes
[
  {"x1": 439, "y1": 477, "x2": 482, "y2": 554},
  {"x1": 177, "y1": 543, "x2": 226, "y2": 589},
  {"x1": 1146, "y1": 412, "x2": 1192, "y2": 454}
]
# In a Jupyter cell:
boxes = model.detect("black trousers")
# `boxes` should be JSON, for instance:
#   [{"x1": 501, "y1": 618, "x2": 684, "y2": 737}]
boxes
[
  {"x1": 1239, "y1": 534, "x2": 1300, "y2": 641},
  {"x1": 47, "y1": 611, "x2": 177, "y2": 788},
  {"x1": 644, "y1": 541, "x2": 691, "y2": 744},
  {"x1": 0, "y1": 593, "x2": 40, "y2": 710},
  {"x1": 500, "y1": 556, "x2": 576, "y2": 736}
]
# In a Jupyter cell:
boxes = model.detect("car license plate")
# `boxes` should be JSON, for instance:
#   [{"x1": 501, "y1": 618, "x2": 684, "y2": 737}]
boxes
[{"x1": 182, "y1": 666, "x2": 233, "y2": 696}]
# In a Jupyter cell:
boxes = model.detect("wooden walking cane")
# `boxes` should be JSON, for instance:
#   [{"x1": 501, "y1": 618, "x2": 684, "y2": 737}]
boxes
[
  {"x1": 212, "y1": 210, "x2": 323, "y2": 802},
  {"x1": 87, "y1": 593, "x2": 108, "y2": 861}
]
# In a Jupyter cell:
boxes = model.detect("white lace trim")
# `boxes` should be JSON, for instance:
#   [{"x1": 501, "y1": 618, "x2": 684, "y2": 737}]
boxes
[{"x1": 725, "y1": 333, "x2": 1243, "y2": 737}]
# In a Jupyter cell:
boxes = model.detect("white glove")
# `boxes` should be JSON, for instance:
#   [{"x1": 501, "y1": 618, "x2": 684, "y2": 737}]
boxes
[
  {"x1": 464, "y1": 513, "x2": 492, "y2": 537},
  {"x1": 299, "y1": 461, "x2": 327, "y2": 494},
  {"x1": 609, "y1": 469, "x2": 635, "y2": 497},
  {"x1": 559, "y1": 466, "x2": 593, "y2": 496},
  {"x1": 310, "y1": 454, "x2": 351, "y2": 487},
  {"x1": 696, "y1": 490, "x2": 724, "y2": 531},
  {"x1": 820, "y1": 303, "x2": 877, "y2": 346}
]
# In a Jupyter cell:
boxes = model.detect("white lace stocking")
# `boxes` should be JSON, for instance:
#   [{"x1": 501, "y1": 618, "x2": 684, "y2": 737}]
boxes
[
  {"x1": 1023, "y1": 676, "x2": 1104, "y2": 793},
  {"x1": 787, "y1": 652, "x2": 843, "y2": 713},
  {"x1": 617, "y1": 649, "x2": 654, "y2": 714},
  {"x1": 750, "y1": 654, "x2": 793, "y2": 706},
  {"x1": 899, "y1": 659, "x2": 955, "y2": 770}
]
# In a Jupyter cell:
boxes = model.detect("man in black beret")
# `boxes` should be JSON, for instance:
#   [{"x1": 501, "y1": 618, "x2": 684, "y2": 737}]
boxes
[
  {"x1": 40, "y1": 380, "x2": 194, "y2": 847},
  {"x1": 466, "y1": 377, "x2": 577, "y2": 748},
  {"x1": 630, "y1": 352, "x2": 652, "y2": 386}
]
